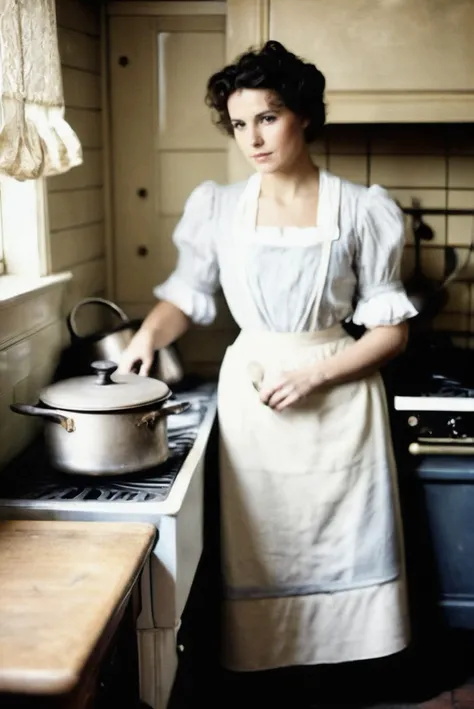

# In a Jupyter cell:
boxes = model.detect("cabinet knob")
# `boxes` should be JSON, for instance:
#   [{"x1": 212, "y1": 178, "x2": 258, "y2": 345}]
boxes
[
  {"x1": 137, "y1": 188, "x2": 148, "y2": 199},
  {"x1": 118, "y1": 56, "x2": 129, "y2": 67},
  {"x1": 137, "y1": 246, "x2": 149, "y2": 257}
]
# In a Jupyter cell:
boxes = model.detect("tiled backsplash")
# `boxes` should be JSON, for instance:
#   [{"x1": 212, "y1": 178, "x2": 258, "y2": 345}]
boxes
[{"x1": 318, "y1": 124, "x2": 474, "y2": 341}]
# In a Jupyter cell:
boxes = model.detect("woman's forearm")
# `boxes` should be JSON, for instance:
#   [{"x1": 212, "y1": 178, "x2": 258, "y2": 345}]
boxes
[
  {"x1": 319, "y1": 322, "x2": 409, "y2": 386},
  {"x1": 140, "y1": 300, "x2": 191, "y2": 348}
]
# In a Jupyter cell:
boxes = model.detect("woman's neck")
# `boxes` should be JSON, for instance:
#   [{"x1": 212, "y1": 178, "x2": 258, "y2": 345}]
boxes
[{"x1": 260, "y1": 153, "x2": 319, "y2": 204}]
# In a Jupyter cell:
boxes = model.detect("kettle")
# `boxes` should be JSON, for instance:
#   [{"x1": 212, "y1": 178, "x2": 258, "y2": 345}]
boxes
[{"x1": 66, "y1": 297, "x2": 184, "y2": 385}]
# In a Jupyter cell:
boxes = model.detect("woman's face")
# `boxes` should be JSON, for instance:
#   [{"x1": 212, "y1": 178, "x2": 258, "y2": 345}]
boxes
[{"x1": 227, "y1": 89, "x2": 308, "y2": 174}]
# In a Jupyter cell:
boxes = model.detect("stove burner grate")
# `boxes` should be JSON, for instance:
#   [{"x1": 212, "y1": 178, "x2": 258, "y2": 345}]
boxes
[{"x1": 4, "y1": 440, "x2": 193, "y2": 503}]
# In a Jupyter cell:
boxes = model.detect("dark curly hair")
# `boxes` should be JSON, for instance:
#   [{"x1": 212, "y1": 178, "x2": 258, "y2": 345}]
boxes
[{"x1": 205, "y1": 40, "x2": 326, "y2": 144}]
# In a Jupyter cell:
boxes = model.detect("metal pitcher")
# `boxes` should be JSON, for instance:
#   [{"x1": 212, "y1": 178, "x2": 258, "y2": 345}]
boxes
[{"x1": 66, "y1": 297, "x2": 184, "y2": 385}]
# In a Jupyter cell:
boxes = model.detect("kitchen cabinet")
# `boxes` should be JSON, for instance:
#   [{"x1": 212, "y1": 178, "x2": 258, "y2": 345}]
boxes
[
  {"x1": 227, "y1": 0, "x2": 474, "y2": 123},
  {"x1": 108, "y1": 11, "x2": 226, "y2": 308}
]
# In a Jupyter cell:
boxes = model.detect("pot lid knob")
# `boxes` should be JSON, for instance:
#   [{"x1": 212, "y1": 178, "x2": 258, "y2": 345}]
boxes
[{"x1": 91, "y1": 360, "x2": 118, "y2": 386}]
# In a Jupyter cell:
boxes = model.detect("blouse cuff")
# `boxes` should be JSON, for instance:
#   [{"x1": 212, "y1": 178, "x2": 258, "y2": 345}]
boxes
[
  {"x1": 352, "y1": 283, "x2": 418, "y2": 328},
  {"x1": 153, "y1": 273, "x2": 217, "y2": 326}
]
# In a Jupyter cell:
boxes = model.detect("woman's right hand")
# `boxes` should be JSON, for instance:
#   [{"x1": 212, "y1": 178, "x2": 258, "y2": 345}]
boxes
[{"x1": 117, "y1": 327, "x2": 156, "y2": 376}]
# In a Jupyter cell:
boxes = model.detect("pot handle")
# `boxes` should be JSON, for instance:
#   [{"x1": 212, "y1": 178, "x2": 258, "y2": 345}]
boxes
[
  {"x1": 137, "y1": 402, "x2": 191, "y2": 429},
  {"x1": 67, "y1": 297, "x2": 130, "y2": 341},
  {"x1": 10, "y1": 404, "x2": 76, "y2": 432}
]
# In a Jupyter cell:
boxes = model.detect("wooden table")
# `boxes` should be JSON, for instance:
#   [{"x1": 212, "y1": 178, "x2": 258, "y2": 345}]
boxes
[{"x1": 0, "y1": 519, "x2": 156, "y2": 708}]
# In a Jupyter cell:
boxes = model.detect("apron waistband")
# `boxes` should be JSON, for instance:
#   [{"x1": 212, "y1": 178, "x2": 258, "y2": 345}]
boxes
[{"x1": 236, "y1": 323, "x2": 347, "y2": 348}]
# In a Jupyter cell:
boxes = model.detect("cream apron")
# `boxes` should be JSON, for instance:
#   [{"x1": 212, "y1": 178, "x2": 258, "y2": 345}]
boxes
[{"x1": 217, "y1": 174, "x2": 410, "y2": 672}]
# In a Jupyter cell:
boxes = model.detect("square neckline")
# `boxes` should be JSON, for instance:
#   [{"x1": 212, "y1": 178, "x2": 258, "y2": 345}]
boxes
[{"x1": 254, "y1": 168, "x2": 328, "y2": 233}]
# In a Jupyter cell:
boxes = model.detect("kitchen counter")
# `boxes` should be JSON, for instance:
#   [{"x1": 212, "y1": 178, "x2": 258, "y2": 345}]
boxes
[{"x1": 0, "y1": 519, "x2": 156, "y2": 703}]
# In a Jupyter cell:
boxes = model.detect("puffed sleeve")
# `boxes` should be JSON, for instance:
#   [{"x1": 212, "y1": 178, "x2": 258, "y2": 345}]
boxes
[
  {"x1": 352, "y1": 185, "x2": 418, "y2": 328},
  {"x1": 153, "y1": 181, "x2": 219, "y2": 325}
]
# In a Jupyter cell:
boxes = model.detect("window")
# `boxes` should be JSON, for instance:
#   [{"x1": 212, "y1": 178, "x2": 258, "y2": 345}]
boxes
[{"x1": 0, "y1": 176, "x2": 49, "y2": 279}]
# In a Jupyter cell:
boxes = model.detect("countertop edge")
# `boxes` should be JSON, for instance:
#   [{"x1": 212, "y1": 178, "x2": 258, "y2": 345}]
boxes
[{"x1": 159, "y1": 387, "x2": 218, "y2": 515}]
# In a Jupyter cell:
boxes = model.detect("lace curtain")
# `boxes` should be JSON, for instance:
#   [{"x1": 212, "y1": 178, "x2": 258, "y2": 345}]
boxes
[{"x1": 0, "y1": 0, "x2": 83, "y2": 179}]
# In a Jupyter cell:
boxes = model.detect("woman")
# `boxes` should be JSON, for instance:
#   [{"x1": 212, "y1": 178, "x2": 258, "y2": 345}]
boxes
[{"x1": 119, "y1": 41, "x2": 417, "y2": 680}]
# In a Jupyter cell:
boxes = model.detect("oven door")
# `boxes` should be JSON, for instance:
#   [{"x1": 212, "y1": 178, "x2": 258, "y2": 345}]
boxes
[{"x1": 410, "y1": 455, "x2": 474, "y2": 629}]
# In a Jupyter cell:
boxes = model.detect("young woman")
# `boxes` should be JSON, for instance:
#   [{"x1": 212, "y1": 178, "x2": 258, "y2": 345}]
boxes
[{"x1": 119, "y1": 40, "x2": 417, "y2": 681}]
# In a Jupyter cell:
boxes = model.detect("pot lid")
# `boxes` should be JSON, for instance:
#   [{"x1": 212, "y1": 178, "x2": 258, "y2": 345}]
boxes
[{"x1": 40, "y1": 361, "x2": 171, "y2": 412}]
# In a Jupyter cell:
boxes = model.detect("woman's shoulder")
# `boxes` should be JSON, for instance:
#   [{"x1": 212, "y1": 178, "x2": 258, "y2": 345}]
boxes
[
  {"x1": 323, "y1": 169, "x2": 401, "y2": 224},
  {"x1": 214, "y1": 178, "x2": 249, "y2": 205},
  {"x1": 185, "y1": 178, "x2": 249, "y2": 225},
  {"x1": 323, "y1": 169, "x2": 390, "y2": 203}
]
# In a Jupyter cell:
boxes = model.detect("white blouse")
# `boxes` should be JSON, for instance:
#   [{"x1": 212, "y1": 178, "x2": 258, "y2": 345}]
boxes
[{"x1": 154, "y1": 169, "x2": 418, "y2": 332}]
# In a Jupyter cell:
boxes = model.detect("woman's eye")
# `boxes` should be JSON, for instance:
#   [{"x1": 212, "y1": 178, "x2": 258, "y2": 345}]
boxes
[
  {"x1": 261, "y1": 115, "x2": 276, "y2": 124},
  {"x1": 232, "y1": 121, "x2": 245, "y2": 131}
]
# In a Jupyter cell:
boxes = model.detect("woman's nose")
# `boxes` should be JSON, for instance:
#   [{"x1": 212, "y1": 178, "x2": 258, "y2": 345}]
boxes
[{"x1": 250, "y1": 128, "x2": 263, "y2": 148}]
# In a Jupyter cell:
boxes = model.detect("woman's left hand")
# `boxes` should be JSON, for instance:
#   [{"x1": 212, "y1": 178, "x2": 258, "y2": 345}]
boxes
[{"x1": 259, "y1": 364, "x2": 327, "y2": 411}]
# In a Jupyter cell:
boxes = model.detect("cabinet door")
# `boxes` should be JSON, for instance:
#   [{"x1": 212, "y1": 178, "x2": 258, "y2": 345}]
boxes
[
  {"x1": 109, "y1": 14, "x2": 226, "y2": 307},
  {"x1": 227, "y1": 0, "x2": 474, "y2": 122},
  {"x1": 270, "y1": 0, "x2": 474, "y2": 93}
]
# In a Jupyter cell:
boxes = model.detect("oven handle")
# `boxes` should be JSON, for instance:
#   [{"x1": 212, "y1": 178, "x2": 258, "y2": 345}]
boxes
[{"x1": 409, "y1": 442, "x2": 474, "y2": 456}]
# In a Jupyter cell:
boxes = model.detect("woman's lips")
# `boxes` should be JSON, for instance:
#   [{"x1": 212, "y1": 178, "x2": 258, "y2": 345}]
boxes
[{"x1": 252, "y1": 152, "x2": 272, "y2": 161}]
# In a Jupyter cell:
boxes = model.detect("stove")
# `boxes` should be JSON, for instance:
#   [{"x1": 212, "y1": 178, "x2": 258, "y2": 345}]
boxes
[
  {"x1": 391, "y1": 343, "x2": 474, "y2": 633},
  {"x1": 391, "y1": 337, "x2": 474, "y2": 456},
  {"x1": 0, "y1": 380, "x2": 219, "y2": 709}
]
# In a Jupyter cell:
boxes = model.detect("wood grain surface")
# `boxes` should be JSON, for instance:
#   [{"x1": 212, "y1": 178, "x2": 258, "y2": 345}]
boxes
[{"x1": 0, "y1": 520, "x2": 156, "y2": 696}]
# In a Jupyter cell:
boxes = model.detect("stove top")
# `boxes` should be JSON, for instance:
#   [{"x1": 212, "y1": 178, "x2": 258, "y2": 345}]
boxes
[
  {"x1": 0, "y1": 383, "x2": 215, "y2": 504},
  {"x1": 391, "y1": 338, "x2": 474, "y2": 412},
  {"x1": 395, "y1": 375, "x2": 474, "y2": 412}
]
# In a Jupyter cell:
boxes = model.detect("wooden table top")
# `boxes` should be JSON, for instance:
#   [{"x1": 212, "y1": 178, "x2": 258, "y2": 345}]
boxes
[{"x1": 0, "y1": 519, "x2": 156, "y2": 696}]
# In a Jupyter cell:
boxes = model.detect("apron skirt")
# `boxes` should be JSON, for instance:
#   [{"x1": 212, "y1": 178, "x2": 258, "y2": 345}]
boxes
[{"x1": 218, "y1": 325, "x2": 409, "y2": 672}]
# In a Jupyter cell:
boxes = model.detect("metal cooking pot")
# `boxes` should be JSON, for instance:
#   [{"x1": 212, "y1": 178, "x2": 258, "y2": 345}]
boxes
[
  {"x1": 10, "y1": 360, "x2": 190, "y2": 476},
  {"x1": 66, "y1": 297, "x2": 184, "y2": 385}
]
